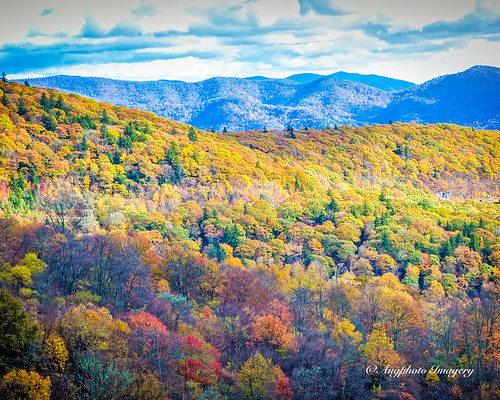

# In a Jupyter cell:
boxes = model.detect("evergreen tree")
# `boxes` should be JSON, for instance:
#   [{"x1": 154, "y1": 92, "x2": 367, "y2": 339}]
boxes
[
  {"x1": 363, "y1": 200, "x2": 371, "y2": 216},
  {"x1": 224, "y1": 225, "x2": 240, "y2": 248},
  {"x1": 381, "y1": 231, "x2": 392, "y2": 252},
  {"x1": 75, "y1": 353, "x2": 133, "y2": 400},
  {"x1": 215, "y1": 241, "x2": 226, "y2": 262},
  {"x1": 166, "y1": 141, "x2": 183, "y2": 181},
  {"x1": 55, "y1": 96, "x2": 65, "y2": 111},
  {"x1": 439, "y1": 240, "x2": 453, "y2": 259},
  {"x1": 188, "y1": 126, "x2": 198, "y2": 142},
  {"x1": 42, "y1": 113, "x2": 57, "y2": 131},
  {"x1": 118, "y1": 135, "x2": 132, "y2": 149},
  {"x1": 2, "y1": 92, "x2": 9, "y2": 107},
  {"x1": 40, "y1": 92, "x2": 50, "y2": 112},
  {"x1": 100, "y1": 122, "x2": 108, "y2": 137},
  {"x1": 81, "y1": 136, "x2": 89, "y2": 151},
  {"x1": 113, "y1": 150, "x2": 122, "y2": 164},
  {"x1": 479, "y1": 217, "x2": 486, "y2": 229},
  {"x1": 101, "y1": 110, "x2": 110, "y2": 124},
  {"x1": 380, "y1": 211, "x2": 389, "y2": 226},
  {"x1": 302, "y1": 242, "x2": 312, "y2": 266},
  {"x1": 30, "y1": 165, "x2": 39, "y2": 190},
  {"x1": 17, "y1": 99, "x2": 26, "y2": 115},
  {"x1": 470, "y1": 232, "x2": 480, "y2": 252},
  {"x1": 1, "y1": 72, "x2": 6, "y2": 83},
  {"x1": 24, "y1": 79, "x2": 30, "y2": 87},
  {"x1": 124, "y1": 122, "x2": 138, "y2": 141},
  {"x1": 328, "y1": 197, "x2": 339, "y2": 212},
  {"x1": 166, "y1": 141, "x2": 179, "y2": 164}
]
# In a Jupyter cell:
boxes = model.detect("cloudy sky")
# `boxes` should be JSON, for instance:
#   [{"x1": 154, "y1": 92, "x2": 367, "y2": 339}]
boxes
[{"x1": 1, "y1": 0, "x2": 500, "y2": 83}]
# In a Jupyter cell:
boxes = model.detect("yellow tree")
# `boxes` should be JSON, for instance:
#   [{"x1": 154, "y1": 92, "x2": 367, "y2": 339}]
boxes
[
  {"x1": 60, "y1": 304, "x2": 130, "y2": 357},
  {"x1": 1, "y1": 370, "x2": 51, "y2": 400},
  {"x1": 376, "y1": 254, "x2": 396, "y2": 275},
  {"x1": 359, "y1": 324, "x2": 403, "y2": 369},
  {"x1": 44, "y1": 333, "x2": 69, "y2": 372},
  {"x1": 332, "y1": 318, "x2": 362, "y2": 358},
  {"x1": 238, "y1": 352, "x2": 284, "y2": 399},
  {"x1": 331, "y1": 318, "x2": 362, "y2": 386}
]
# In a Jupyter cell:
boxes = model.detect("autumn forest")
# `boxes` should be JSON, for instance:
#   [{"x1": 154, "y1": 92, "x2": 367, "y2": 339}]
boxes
[{"x1": 1, "y1": 79, "x2": 500, "y2": 400}]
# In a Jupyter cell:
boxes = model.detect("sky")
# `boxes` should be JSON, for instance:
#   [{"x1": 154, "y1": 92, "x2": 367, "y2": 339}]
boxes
[{"x1": 1, "y1": 0, "x2": 500, "y2": 84}]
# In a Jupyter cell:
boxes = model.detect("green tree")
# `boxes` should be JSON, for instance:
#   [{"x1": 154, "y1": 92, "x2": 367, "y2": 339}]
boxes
[
  {"x1": 327, "y1": 196, "x2": 339, "y2": 213},
  {"x1": 42, "y1": 113, "x2": 57, "y2": 131},
  {"x1": 1, "y1": 72, "x2": 6, "y2": 82},
  {"x1": 2, "y1": 92, "x2": 9, "y2": 107},
  {"x1": 17, "y1": 99, "x2": 26, "y2": 115},
  {"x1": 101, "y1": 110, "x2": 110, "y2": 124},
  {"x1": 75, "y1": 353, "x2": 133, "y2": 400},
  {"x1": 81, "y1": 136, "x2": 89, "y2": 151},
  {"x1": 381, "y1": 230, "x2": 392, "y2": 252},
  {"x1": 40, "y1": 92, "x2": 50, "y2": 112},
  {"x1": 440, "y1": 240, "x2": 453, "y2": 259},
  {"x1": 470, "y1": 232, "x2": 480, "y2": 252},
  {"x1": 0, "y1": 289, "x2": 40, "y2": 356},
  {"x1": 188, "y1": 126, "x2": 198, "y2": 142}
]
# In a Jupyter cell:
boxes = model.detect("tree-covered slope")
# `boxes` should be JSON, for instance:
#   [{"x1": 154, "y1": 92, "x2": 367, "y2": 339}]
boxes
[
  {"x1": 2, "y1": 80, "x2": 500, "y2": 400},
  {"x1": 2, "y1": 80, "x2": 499, "y2": 200}
]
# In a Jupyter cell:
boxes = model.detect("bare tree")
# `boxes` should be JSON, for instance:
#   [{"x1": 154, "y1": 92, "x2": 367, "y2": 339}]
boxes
[
  {"x1": 46, "y1": 235, "x2": 90, "y2": 295},
  {"x1": 38, "y1": 186, "x2": 90, "y2": 236},
  {"x1": 87, "y1": 234, "x2": 147, "y2": 309}
]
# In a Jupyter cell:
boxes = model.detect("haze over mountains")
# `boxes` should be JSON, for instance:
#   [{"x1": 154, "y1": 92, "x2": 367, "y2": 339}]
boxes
[{"x1": 23, "y1": 65, "x2": 500, "y2": 131}]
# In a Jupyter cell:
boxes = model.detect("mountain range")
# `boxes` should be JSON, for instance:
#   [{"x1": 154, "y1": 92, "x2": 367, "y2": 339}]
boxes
[{"x1": 22, "y1": 65, "x2": 500, "y2": 131}]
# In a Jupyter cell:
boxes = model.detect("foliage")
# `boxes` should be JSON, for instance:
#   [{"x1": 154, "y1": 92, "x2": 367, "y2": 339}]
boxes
[
  {"x1": 237, "y1": 352, "x2": 286, "y2": 399},
  {"x1": 44, "y1": 334, "x2": 69, "y2": 372},
  {"x1": 0, "y1": 369, "x2": 51, "y2": 400},
  {"x1": 60, "y1": 304, "x2": 130, "y2": 356},
  {"x1": 0, "y1": 289, "x2": 40, "y2": 356},
  {"x1": 75, "y1": 353, "x2": 133, "y2": 400}
]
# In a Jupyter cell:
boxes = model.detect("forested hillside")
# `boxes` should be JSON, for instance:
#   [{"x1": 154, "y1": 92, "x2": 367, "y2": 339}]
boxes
[{"x1": 1, "y1": 80, "x2": 500, "y2": 399}]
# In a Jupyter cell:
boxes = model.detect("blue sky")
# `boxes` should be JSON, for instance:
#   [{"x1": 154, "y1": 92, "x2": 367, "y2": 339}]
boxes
[{"x1": 2, "y1": 0, "x2": 500, "y2": 83}]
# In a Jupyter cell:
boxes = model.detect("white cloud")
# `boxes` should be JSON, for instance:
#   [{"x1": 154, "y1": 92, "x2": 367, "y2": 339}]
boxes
[
  {"x1": 335, "y1": 0, "x2": 476, "y2": 28},
  {"x1": 2, "y1": 0, "x2": 500, "y2": 83}
]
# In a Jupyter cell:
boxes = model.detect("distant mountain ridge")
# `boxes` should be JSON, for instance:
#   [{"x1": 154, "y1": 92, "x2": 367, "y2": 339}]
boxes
[
  {"x1": 366, "y1": 65, "x2": 500, "y2": 128},
  {"x1": 22, "y1": 65, "x2": 500, "y2": 131},
  {"x1": 285, "y1": 71, "x2": 415, "y2": 91}
]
